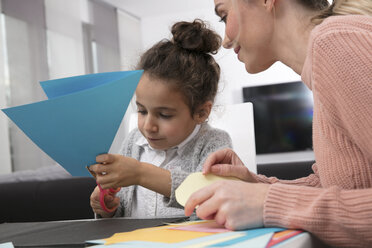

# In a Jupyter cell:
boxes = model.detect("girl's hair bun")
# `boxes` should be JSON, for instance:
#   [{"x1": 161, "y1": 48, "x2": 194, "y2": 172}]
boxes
[{"x1": 171, "y1": 19, "x2": 221, "y2": 54}]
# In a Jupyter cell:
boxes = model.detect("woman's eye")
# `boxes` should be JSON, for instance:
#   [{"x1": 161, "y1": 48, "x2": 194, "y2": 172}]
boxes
[{"x1": 219, "y1": 15, "x2": 227, "y2": 23}]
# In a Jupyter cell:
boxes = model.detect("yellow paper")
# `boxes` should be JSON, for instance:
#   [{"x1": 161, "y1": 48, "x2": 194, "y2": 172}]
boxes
[
  {"x1": 104, "y1": 225, "x2": 213, "y2": 245},
  {"x1": 175, "y1": 172, "x2": 239, "y2": 207}
]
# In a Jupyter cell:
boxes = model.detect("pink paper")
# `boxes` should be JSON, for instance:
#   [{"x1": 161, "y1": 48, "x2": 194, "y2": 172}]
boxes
[{"x1": 170, "y1": 222, "x2": 230, "y2": 233}]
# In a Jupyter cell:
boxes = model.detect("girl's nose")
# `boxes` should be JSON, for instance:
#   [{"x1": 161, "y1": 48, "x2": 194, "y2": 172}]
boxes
[
  {"x1": 222, "y1": 34, "x2": 233, "y2": 49},
  {"x1": 144, "y1": 116, "x2": 158, "y2": 133}
]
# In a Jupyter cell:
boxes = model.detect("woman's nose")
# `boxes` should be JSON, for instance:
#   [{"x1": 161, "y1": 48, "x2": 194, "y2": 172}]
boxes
[{"x1": 222, "y1": 33, "x2": 233, "y2": 49}]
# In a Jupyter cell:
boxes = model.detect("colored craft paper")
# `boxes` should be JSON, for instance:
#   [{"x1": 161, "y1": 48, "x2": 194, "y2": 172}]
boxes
[
  {"x1": 104, "y1": 225, "x2": 214, "y2": 245},
  {"x1": 1, "y1": 71, "x2": 142, "y2": 177},
  {"x1": 90, "y1": 241, "x2": 173, "y2": 247},
  {"x1": 225, "y1": 232, "x2": 274, "y2": 248},
  {"x1": 89, "y1": 221, "x2": 288, "y2": 248},
  {"x1": 181, "y1": 233, "x2": 245, "y2": 248},
  {"x1": 175, "y1": 172, "x2": 240, "y2": 206},
  {"x1": 170, "y1": 220, "x2": 229, "y2": 233},
  {"x1": 266, "y1": 230, "x2": 303, "y2": 247},
  {"x1": 207, "y1": 227, "x2": 284, "y2": 247},
  {"x1": 0, "y1": 243, "x2": 14, "y2": 248}
]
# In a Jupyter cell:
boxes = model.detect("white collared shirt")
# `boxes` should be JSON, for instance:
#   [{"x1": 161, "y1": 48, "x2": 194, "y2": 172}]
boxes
[{"x1": 131, "y1": 124, "x2": 201, "y2": 217}]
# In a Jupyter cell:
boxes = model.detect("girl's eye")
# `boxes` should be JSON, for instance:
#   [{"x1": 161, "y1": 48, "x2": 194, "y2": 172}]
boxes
[
  {"x1": 138, "y1": 110, "x2": 147, "y2": 115},
  {"x1": 159, "y1": 113, "x2": 173, "y2": 119},
  {"x1": 219, "y1": 15, "x2": 227, "y2": 23}
]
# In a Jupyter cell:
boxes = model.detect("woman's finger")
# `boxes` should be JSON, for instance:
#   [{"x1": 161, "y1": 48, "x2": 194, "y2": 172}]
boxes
[
  {"x1": 210, "y1": 164, "x2": 248, "y2": 179},
  {"x1": 195, "y1": 196, "x2": 221, "y2": 220},
  {"x1": 184, "y1": 183, "x2": 219, "y2": 216},
  {"x1": 202, "y1": 149, "x2": 233, "y2": 174}
]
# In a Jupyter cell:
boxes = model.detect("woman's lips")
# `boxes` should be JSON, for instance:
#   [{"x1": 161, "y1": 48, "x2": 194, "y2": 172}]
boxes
[{"x1": 234, "y1": 46, "x2": 240, "y2": 54}]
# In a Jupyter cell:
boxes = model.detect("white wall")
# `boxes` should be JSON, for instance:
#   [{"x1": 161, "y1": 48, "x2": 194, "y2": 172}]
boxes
[
  {"x1": 0, "y1": 13, "x2": 12, "y2": 175},
  {"x1": 45, "y1": 0, "x2": 86, "y2": 79},
  {"x1": 109, "y1": 10, "x2": 142, "y2": 154}
]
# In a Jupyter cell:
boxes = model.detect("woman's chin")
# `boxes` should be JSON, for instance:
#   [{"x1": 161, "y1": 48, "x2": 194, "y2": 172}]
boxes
[
  {"x1": 244, "y1": 64, "x2": 264, "y2": 74},
  {"x1": 244, "y1": 62, "x2": 273, "y2": 74}
]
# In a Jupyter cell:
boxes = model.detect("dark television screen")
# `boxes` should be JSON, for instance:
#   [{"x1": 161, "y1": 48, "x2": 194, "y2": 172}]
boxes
[{"x1": 243, "y1": 81, "x2": 313, "y2": 154}]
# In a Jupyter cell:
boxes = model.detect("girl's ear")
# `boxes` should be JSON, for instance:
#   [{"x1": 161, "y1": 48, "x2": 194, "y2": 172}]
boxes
[{"x1": 194, "y1": 101, "x2": 213, "y2": 124}]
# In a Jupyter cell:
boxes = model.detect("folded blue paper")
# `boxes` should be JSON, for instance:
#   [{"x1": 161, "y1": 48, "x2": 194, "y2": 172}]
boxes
[{"x1": 2, "y1": 70, "x2": 143, "y2": 177}]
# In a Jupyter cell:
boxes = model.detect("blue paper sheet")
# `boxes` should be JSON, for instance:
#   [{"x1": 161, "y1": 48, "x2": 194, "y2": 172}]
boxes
[
  {"x1": 206, "y1": 228, "x2": 284, "y2": 247},
  {"x1": 209, "y1": 227, "x2": 285, "y2": 247},
  {"x1": 2, "y1": 70, "x2": 143, "y2": 177},
  {"x1": 0, "y1": 243, "x2": 14, "y2": 248}
]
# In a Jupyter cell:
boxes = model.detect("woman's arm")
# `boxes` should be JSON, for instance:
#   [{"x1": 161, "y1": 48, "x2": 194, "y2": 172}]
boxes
[
  {"x1": 185, "y1": 180, "x2": 372, "y2": 247},
  {"x1": 264, "y1": 183, "x2": 372, "y2": 247},
  {"x1": 203, "y1": 148, "x2": 322, "y2": 187}
]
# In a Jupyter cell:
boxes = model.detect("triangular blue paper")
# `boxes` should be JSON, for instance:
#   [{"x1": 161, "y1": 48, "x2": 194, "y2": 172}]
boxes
[{"x1": 2, "y1": 70, "x2": 143, "y2": 177}]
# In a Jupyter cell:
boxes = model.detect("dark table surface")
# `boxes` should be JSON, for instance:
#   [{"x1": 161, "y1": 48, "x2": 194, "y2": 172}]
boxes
[{"x1": 0, "y1": 216, "x2": 189, "y2": 247}]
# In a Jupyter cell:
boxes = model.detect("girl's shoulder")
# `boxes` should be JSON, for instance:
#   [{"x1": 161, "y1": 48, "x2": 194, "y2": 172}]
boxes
[
  {"x1": 119, "y1": 128, "x2": 143, "y2": 155},
  {"x1": 196, "y1": 123, "x2": 232, "y2": 144}
]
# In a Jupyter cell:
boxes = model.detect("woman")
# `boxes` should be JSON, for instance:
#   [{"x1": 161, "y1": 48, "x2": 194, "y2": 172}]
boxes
[{"x1": 184, "y1": 0, "x2": 372, "y2": 247}]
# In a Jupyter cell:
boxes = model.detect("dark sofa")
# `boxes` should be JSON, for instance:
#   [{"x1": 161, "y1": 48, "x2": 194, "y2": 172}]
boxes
[
  {"x1": 0, "y1": 177, "x2": 96, "y2": 223},
  {"x1": 0, "y1": 160, "x2": 314, "y2": 223}
]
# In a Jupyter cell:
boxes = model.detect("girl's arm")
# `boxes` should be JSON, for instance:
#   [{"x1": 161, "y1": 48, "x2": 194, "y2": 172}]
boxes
[{"x1": 137, "y1": 162, "x2": 171, "y2": 197}]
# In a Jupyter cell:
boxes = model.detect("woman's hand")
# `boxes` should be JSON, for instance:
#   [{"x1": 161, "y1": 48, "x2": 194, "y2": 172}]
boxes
[
  {"x1": 89, "y1": 154, "x2": 142, "y2": 189},
  {"x1": 203, "y1": 148, "x2": 257, "y2": 183},
  {"x1": 184, "y1": 180, "x2": 270, "y2": 230},
  {"x1": 90, "y1": 186, "x2": 119, "y2": 218}
]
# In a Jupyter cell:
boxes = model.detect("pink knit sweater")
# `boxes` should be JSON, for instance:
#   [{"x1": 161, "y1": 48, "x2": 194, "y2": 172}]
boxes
[{"x1": 254, "y1": 15, "x2": 372, "y2": 247}]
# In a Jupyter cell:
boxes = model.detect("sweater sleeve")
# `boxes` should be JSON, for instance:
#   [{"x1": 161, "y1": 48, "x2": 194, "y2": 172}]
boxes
[
  {"x1": 253, "y1": 163, "x2": 321, "y2": 187},
  {"x1": 111, "y1": 129, "x2": 140, "y2": 217},
  {"x1": 264, "y1": 183, "x2": 372, "y2": 247},
  {"x1": 164, "y1": 128, "x2": 233, "y2": 207},
  {"x1": 310, "y1": 23, "x2": 372, "y2": 161}
]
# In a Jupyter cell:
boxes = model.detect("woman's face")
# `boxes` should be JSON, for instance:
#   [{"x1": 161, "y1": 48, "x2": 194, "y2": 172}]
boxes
[{"x1": 214, "y1": 0, "x2": 276, "y2": 73}]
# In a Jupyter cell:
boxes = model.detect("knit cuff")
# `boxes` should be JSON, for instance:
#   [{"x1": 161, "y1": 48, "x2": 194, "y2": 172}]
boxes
[{"x1": 263, "y1": 183, "x2": 321, "y2": 229}]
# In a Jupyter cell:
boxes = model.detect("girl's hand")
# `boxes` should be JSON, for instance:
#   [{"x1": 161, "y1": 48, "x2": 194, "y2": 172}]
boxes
[
  {"x1": 184, "y1": 181, "x2": 270, "y2": 230},
  {"x1": 203, "y1": 148, "x2": 257, "y2": 183},
  {"x1": 90, "y1": 186, "x2": 119, "y2": 218},
  {"x1": 89, "y1": 154, "x2": 142, "y2": 189}
]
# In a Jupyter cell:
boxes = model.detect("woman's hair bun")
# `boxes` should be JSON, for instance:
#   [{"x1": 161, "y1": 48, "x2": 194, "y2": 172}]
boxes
[{"x1": 171, "y1": 19, "x2": 221, "y2": 54}]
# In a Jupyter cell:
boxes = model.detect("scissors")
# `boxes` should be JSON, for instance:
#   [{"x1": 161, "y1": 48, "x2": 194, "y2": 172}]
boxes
[{"x1": 86, "y1": 166, "x2": 121, "y2": 213}]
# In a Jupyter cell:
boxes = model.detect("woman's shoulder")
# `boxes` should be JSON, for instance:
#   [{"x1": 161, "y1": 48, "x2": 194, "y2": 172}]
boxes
[
  {"x1": 306, "y1": 15, "x2": 372, "y2": 77},
  {"x1": 312, "y1": 15, "x2": 372, "y2": 40}
]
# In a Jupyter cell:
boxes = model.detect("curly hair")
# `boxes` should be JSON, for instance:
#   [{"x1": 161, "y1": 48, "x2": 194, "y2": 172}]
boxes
[{"x1": 137, "y1": 19, "x2": 222, "y2": 115}]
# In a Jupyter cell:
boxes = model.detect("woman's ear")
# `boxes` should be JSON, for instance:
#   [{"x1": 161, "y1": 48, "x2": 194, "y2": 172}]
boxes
[
  {"x1": 263, "y1": 0, "x2": 276, "y2": 11},
  {"x1": 194, "y1": 101, "x2": 213, "y2": 124}
]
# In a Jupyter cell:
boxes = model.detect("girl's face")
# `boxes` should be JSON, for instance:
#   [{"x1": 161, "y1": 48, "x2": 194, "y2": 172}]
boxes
[
  {"x1": 215, "y1": 0, "x2": 276, "y2": 73},
  {"x1": 135, "y1": 73, "x2": 199, "y2": 150}
]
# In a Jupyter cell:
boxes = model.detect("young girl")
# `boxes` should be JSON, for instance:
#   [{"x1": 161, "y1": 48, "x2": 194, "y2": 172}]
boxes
[{"x1": 89, "y1": 19, "x2": 232, "y2": 218}]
